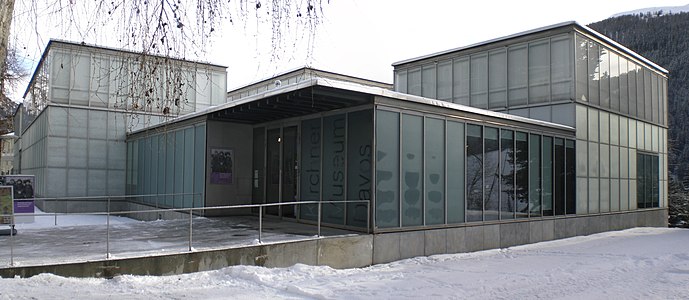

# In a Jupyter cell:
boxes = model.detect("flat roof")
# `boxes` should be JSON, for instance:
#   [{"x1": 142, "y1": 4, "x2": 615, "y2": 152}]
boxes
[
  {"x1": 130, "y1": 76, "x2": 574, "y2": 135},
  {"x1": 392, "y1": 21, "x2": 668, "y2": 75}
]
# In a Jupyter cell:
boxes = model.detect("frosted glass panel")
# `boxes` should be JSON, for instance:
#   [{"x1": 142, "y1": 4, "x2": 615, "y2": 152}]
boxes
[
  {"x1": 470, "y1": 54, "x2": 488, "y2": 108},
  {"x1": 375, "y1": 110, "x2": 400, "y2": 228},
  {"x1": 529, "y1": 41, "x2": 550, "y2": 103},
  {"x1": 488, "y1": 50, "x2": 507, "y2": 109},
  {"x1": 447, "y1": 121, "x2": 465, "y2": 223},
  {"x1": 402, "y1": 114, "x2": 423, "y2": 226},
  {"x1": 425, "y1": 118, "x2": 445, "y2": 225},
  {"x1": 508, "y1": 45, "x2": 528, "y2": 106},
  {"x1": 88, "y1": 140, "x2": 107, "y2": 168},
  {"x1": 347, "y1": 110, "x2": 372, "y2": 227}
]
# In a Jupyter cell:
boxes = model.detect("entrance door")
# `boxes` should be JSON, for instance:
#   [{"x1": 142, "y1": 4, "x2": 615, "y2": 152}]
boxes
[{"x1": 264, "y1": 126, "x2": 299, "y2": 218}]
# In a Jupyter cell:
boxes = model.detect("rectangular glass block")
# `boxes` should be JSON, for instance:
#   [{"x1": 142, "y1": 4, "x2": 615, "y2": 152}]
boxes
[
  {"x1": 375, "y1": 110, "x2": 400, "y2": 228},
  {"x1": 466, "y1": 124, "x2": 484, "y2": 221},
  {"x1": 408, "y1": 67, "x2": 421, "y2": 96},
  {"x1": 484, "y1": 127, "x2": 500, "y2": 221},
  {"x1": 423, "y1": 118, "x2": 446, "y2": 225},
  {"x1": 516, "y1": 132, "x2": 529, "y2": 218},
  {"x1": 500, "y1": 130, "x2": 516, "y2": 219},
  {"x1": 542, "y1": 136, "x2": 553, "y2": 216},
  {"x1": 575, "y1": 34, "x2": 589, "y2": 102},
  {"x1": 576, "y1": 105, "x2": 588, "y2": 140},
  {"x1": 529, "y1": 134, "x2": 542, "y2": 217},
  {"x1": 588, "y1": 141, "x2": 599, "y2": 177},
  {"x1": 437, "y1": 61, "x2": 452, "y2": 101},
  {"x1": 611, "y1": 178, "x2": 620, "y2": 212},
  {"x1": 529, "y1": 40, "x2": 550, "y2": 104},
  {"x1": 453, "y1": 58, "x2": 470, "y2": 105},
  {"x1": 395, "y1": 70, "x2": 407, "y2": 93},
  {"x1": 620, "y1": 179, "x2": 629, "y2": 210},
  {"x1": 447, "y1": 121, "x2": 465, "y2": 223},
  {"x1": 347, "y1": 110, "x2": 373, "y2": 227},
  {"x1": 489, "y1": 50, "x2": 507, "y2": 109},
  {"x1": 422, "y1": 64, "x2": 436, "y2": 99},
  {"x1": 577, "y1": 177, "x2": 588, "y2": 214},
  {"x1": 600, "y1": 144, "x2": 610, "y2": 178},
  {"x1": 509, "y1": 45, "x2": 528, "y2": 106},
  {"x1": 470, "y1": 54, "x2": 488, "y2": 109},
  {"x1": 600, "y1": 111, "x2": 610, "y2": 144}
]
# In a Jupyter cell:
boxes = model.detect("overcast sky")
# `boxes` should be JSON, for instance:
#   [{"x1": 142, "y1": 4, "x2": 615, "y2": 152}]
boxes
[{"x1": 10, "y1": 0, "x2": 689, "y2": 99}]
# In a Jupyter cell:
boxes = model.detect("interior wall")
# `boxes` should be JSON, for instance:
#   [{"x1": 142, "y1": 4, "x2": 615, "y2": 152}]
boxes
[{"x1": 205, "y1": 120, "x2": 253, "y2": 215}]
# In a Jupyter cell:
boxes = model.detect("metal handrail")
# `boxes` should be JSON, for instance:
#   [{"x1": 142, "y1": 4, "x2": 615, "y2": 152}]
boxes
[{"x1": 1, "y1": 197, "x2": 371, "y2": 267}]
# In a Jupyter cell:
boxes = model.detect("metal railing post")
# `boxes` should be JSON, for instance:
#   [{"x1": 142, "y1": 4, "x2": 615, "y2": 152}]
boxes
[
  {"x1": 367, "y1": 201, "x2": 371, "y2": 234},
  {"x1": 54, "y1": 199, "x2": 58, "y2": 226},
  {"x1": 317, "y1": 201, "x2": 322, "y2": 237},
  {"x1": 188, "y1": 207, "x2": 193, "y2": 252},
  {"x1": 106, "y1": 196, "x2": 111, "y2": 259},
  {"x1": 258, "y1": 206, "x2": 263, "y2": 243},
  {"x1": 9, "y1": 223, "x2": 14, "y2": 266}
]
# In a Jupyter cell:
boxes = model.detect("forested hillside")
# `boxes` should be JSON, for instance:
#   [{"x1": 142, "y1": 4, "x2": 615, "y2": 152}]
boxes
[
  {"x1": 589, "y1": 12, "x2": 689, "y2": 183},
  {"x1": 589, "y1": 12, "x2": 689, "y2": 226}
]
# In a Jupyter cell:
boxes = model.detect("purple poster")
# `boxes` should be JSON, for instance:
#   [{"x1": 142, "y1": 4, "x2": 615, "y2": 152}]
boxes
[
  {"x1": 0, "y1": 175, "x2": 35, "y2": 221},
  {"x1": 210, "y1": 149, "x2": 233, "y2": 185}
]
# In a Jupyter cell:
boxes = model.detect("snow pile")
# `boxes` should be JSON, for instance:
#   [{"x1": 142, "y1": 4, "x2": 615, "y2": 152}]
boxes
[{"x1": 1, "y1": 227, "x2": 688, "y2": 299}]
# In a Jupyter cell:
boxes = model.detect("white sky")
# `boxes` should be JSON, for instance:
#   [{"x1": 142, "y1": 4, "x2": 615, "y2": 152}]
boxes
[{"x1": 9, "y1": 0, "x2": 689, "y2": 99}]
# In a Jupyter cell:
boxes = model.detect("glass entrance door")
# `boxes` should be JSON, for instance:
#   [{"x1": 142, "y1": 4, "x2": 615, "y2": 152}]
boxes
[{"x1": 264, "y1": 126, "x2": 299, "y2": 218}]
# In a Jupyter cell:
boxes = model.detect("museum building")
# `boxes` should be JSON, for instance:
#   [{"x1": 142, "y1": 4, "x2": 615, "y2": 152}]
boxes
[{"x1": 19, "y1": 21, "x2": 668, "y2": 259}]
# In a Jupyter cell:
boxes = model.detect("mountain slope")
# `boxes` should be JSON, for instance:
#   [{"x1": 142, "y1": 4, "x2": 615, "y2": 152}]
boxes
[
  {"x1": 611, "y1": 4, "x2": 689, "y2": 18},
  {"x1": 589, "y1": 13, "x2": 689, "y2": 183}
]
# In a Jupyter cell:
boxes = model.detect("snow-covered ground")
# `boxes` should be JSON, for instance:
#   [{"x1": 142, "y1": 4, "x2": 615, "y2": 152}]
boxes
[{"x1": 1, "y1": 211, "x2": 688, "y2": 299}]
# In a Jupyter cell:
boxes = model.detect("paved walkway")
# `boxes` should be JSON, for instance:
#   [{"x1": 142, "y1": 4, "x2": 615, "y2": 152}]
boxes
[{"x1": 0, "y1": 216, "x2": 358, "y2": 268}]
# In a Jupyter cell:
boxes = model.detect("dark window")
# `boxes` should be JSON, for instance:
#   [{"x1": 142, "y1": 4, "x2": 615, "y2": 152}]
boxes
[
  {"x1": 565, "y1": 140, "x2": 576, "y2": 214},
  {"x1": 637, "y1": 153, "x2": 660, "y2": 208},
  {"x1": 554, "y1": 138, "x2": 566, "y2": 215},
  {"x1": 500, "y1": 130, "x2": 515, "y2": 220},
  {"x1": 484, "y1": 127, "x2": 500, "y2": 221},
  {"x1": 467, "y1": 124, "x2": 484, "y2": 221},
  {"x1": 515, "y1": 132, "x2": 529, "y2": 218},
  {"x1": 529, "y1": 134, "x2": 542, "y2": 217},
  {"x1": 542, "y1": 136, "x2": 554, "y2": 216}
]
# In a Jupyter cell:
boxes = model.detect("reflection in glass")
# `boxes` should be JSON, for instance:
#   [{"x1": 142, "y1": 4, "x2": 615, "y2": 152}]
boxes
[
  {"x1": 515, "y1": 132, "x2": 529, "y2": 218},
  {"x1": 500, "y1": 130, "x2": 515, "y2": 219},
  {"x1": 484, "y1": 127, "x2": 500, "y2": 221},
  {"x1": 466, "y1": 124, "x2": 483, "y2": 221},
  {"x1": 554, "y1": 138, "x2": 565, "y2": 215},
  {"x1": 565, "y1": 140, "x2": 576, "y2": 214},
  {"x1": 529, "y1": 134, "x2": 542, "y2": 217},
  {"x1": 542, "y1": 136, "x2": 553, "y2": 216}
]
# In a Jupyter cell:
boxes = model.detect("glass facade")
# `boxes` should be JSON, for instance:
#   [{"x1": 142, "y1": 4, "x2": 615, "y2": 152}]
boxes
[
  {"x1": 574, "y1": 33, "x2": 667, "y2": 126},
  {"x1": 395, "y1": 34, "x2": 574, "y2": 109},
  {"x1": 374, "y1": 108, "x2": 576, "y2": 229},
  {"x1": 127, "y1": 123, "x2": 206, "y2": 208}
]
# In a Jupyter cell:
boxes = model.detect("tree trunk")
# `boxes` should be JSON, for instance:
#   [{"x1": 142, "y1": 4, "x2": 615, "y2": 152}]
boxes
[{"x1": 0, "y1": 0, "x2": 15, "y2": 95}]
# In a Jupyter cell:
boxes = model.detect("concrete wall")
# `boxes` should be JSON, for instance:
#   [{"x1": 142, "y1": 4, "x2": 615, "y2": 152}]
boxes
[
  {"x1": 0, "y1": 209, "x2": 666, "y2": 278},
  {"x1": 372, "y1": 209, "x2": 667, "y2": 264},
  {"x1": 0, "y1": 235, "x2": 373, "y2": 278},
  {"x1": 204, "y1": 121, "x2": 253, "y2": 215}
]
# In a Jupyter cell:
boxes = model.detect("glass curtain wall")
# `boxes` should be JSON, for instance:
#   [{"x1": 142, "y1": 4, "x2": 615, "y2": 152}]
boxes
[
  {"x1": 270, "y1": 109, "x2": 374, "y2": 227},
  {"x1": 574, "y1": 33, "x2": 668, "y2": 127},
  {"x1": 395, "y1": 34, "x2": 573, "y2": 110},
  {"x1": 374, "y1": 108, "x2": 576, "y2": 229},
  {"x1": 126, "y1": 123, "x2": 206, "y2": 208}
]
